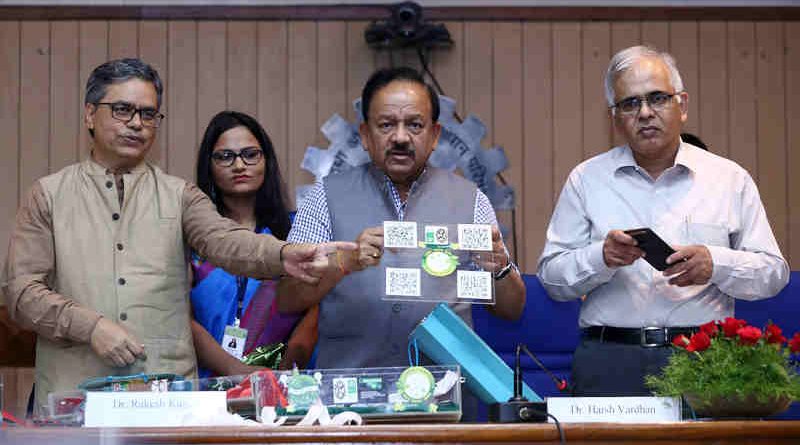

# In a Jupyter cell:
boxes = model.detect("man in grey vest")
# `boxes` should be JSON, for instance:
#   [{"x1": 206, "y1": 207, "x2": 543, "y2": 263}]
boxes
[
  {"x1": 277, "y1": 67, "x2": 525, "y2": 374},
  {"x1": 2, "y1": 58, "x2": 354, "y2": 411}
]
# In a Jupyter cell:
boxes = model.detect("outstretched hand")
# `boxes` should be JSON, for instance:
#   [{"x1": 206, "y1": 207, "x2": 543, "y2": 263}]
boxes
[{"x1": 281, "y1": 241, "x2": 358, "y2": 284}]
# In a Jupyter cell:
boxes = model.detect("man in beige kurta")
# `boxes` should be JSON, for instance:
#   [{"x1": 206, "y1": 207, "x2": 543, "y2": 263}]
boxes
[{"x1": 1, "y1": 58, "x2": 351, "y2": 411}]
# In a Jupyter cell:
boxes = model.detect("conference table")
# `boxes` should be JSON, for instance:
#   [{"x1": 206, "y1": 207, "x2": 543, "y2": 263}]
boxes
[{"x1": 4, "y1": 421, "x2": 800, "y2": 444}]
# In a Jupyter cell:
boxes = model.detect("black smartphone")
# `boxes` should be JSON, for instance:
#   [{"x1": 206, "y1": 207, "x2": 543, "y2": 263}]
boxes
[{"x1": 624, "y1": 228, "x2": 676, "y2": 271}]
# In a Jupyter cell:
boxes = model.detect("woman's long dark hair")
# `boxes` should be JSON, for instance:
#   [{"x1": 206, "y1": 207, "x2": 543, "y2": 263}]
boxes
[{"x1": 196, "y1": 111, "x2": 291, "y2": 240}]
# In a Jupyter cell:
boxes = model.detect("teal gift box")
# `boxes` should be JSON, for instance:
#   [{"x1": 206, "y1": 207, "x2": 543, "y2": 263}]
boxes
[{"x1": 409, "y1": 303, "x2": 542, "y2": 404}]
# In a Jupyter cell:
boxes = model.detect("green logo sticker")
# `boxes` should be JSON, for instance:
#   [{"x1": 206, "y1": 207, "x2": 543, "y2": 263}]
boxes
[
  {"x1": 421, "y1": 249, "x2": 459, "y2": 277},
  {"x1": 286, "y1": 370, "x2": 320, "y2": 411},
  {"x1": 397, "y1": 366, "x2": 435, "y2": 403}
]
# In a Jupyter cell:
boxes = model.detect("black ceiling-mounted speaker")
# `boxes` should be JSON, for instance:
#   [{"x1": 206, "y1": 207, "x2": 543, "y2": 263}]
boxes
[{"x1": 365, "y1": 1, "x2": 452, "y2": 49}]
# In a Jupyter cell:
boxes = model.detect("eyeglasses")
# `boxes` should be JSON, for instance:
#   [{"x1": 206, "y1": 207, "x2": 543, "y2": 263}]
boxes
[
  {"x1": 211, "y1": 147, "x2": 264, "y2": 167},
  {"x1": 611, "y1": 91, "x2": 681, "y2": 115},
  {"x1": 95, "y1": 101, "x2": 165, "y2": 127}
]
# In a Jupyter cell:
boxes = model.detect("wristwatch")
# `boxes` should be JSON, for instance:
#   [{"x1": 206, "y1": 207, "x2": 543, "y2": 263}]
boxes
[{"x1": 493, "y1": 261, "x2": 515, "y2": 281}]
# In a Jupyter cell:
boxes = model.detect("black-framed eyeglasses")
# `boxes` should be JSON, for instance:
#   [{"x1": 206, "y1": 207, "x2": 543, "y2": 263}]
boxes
[
  {"x1": 211, "y1": 147, "x2": 264, "y2": 167},
  {"x1": 94, "y1": 101, "x2": 165, "y2": 127},
  {"x1": 611, "y1": 91, "x2": 681, "y2": 115}
]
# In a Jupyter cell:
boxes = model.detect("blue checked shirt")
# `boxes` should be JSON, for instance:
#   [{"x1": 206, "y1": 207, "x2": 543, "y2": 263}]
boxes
[{"x1": 288, "y1": 171, "x2": 499, "y2": 244}]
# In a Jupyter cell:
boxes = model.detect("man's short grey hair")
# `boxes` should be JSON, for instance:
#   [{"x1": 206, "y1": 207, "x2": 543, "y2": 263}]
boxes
[
  {"x1": 604, "y1": 45, "x2": 684, "y2": 107},
  {"x1": 85, "y1": 58, "x2": 163, "y2": 108}
]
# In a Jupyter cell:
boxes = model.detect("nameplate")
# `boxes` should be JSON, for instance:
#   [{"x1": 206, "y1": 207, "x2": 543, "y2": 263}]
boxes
[
  {"x1": 546, "y1": 397, "x2": 681, "y2": 423},
  {"x1": 84, "y1": 391, "x2": 227, "y2": 427}
]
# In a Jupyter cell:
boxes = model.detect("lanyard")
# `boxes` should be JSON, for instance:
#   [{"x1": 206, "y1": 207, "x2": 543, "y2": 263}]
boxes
[
  {"x1": 234, "y1": 276, "x2": 249, "y2": 327},
  {"x1": 407, "y1": 338, "x2": 419, "y2": 367}
]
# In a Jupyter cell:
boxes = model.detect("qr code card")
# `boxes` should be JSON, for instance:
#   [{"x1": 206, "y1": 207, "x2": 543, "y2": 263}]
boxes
[
  {"x1": 457, "y1": 270, "x2": 493, "y2": 300},
  {"x1": 457, "y1": 224, "x2": 493, "y2": 251},
  {"x1": 332, "y1": 377, "x2": 359, "y2": 404},
  {"x1": 385, "y1": 267, "x2": 421, "y2": 297},
  {"x1": 384, "y1": 221, "x2": 418, "y2": 249}
]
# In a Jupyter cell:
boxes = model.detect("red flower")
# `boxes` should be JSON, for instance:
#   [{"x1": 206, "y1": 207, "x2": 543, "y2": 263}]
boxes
[
  {"x1": 699, "y1": 321, "x2": 719, "y2": 337},
  {"x1": 737, "y1": 326, "x2": 763, "y2": 346},
  {"x1": 722, "y1": 317, "x2": 747, "y2": 337},
  {"x1": 763, "y1": 323, "x2": 787, "y2": 345},
  {"x1": 672, "y1": 334, "x2": 691, "y2": 349},
  {"x1": 790, "y1": 333, "x2": 800, "y2": 354},
  {"x1": 686, "y1": 332, "x2": 712, "y2": 352}
]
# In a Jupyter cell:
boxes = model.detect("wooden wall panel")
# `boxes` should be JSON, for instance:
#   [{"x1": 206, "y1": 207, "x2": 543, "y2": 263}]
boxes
[
  {"x1": 19, "y1": 21, "x2": 50, "y2": 193},
  {"x1": 1, "y1": 367, "x2": 34, "y2": 419},
  {"x1": 227, "y1": 21, "x2": 258, "y2": 118},
  {"x1": 641, "y1": 21, "x2": 669, "y2": 50},
  {"x1": 345, "y1": 21, "x2": 373, "y2": 123},
  {"x1": 0, "y1": 21, "x2": 20, "y2": 269},
  {"x1": 197, "y1": 21, "x2": 227, "y2": 138},
  {"x1": 552, "y1": 23, "x2": 582, "y2": 202},
  {"x1": 521, "y1": 22, "x2": 553, "y2": 272},
  {"x1": 698, "y1": 21, "x2": 729, "y2": 157},
  {"x1": 167, "y1": 20, "x2": 197, "y2": 182},
  {"x1": 611, "y1": 22, "x2": 641, "y2": 54},
  {"x1": 431, "y1": 21, "x2": 465, "y2": 117},
  {"x1": 492, "y1": 22, "x2": 523, "y2": 264},
  {"x1": 787, "y1": 22, "x2": 800, "y2": 268},
  {"x1": 728, "y1": 22, "x2": 758, "y2": 178},
  {"x1": 287, "y1": 21, "x2": 317, "y2": 207},
  {"x1": 464, "y1": 22, "x2": 493, "y2": 144},
  {"x1": 669, "y1": 21, "x2": 700, "y2": 135},
  {"x1": 139, "y1": 20, "x2": 168, "y2": 169},
  {"x1": 257, "y1": 22, "x2": 289, "y2": 174},
  {"x1": 108, "y1": 20, "x2": 138, "y2": 59},
  {"x1": 581, "y1": 22, "x2": 611, "y2": 158},
  {"x1": 0, "y1": 16, "x2": 798, "y2": 279},
  {"x1": 756, "y1": 22, "x2": 788, "y2": 256},
  {"x1": 50, "y1": 21, "x2": 80, "y2": 173},
  {"x1": 78, "y1": 21, "x2": 108, "y2": 158},
  {"x1": 610, "y1": 22, "x2": 640, "y2": 148},
  {"x1": 316, "y1": 21, "x2": 347, "y2": 149}
]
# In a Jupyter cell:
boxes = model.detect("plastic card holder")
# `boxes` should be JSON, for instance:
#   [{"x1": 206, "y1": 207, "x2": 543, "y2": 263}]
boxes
[
  {"x1": 252, "y1": 365, "x2": 462, "y2": 423},
  {"x1": 382, "y1": 221, "x2": 497, "y2": 305}
]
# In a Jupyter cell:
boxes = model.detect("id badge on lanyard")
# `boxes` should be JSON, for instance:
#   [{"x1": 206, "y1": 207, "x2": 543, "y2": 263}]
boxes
[{"x1": 222, "y1": 276, "x2": 249, "y2": 359}]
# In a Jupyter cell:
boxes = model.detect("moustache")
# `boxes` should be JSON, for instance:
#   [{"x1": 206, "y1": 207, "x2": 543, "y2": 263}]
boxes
[{"x1": 385, "y1": 144, "x2": 415, "y2": 156}]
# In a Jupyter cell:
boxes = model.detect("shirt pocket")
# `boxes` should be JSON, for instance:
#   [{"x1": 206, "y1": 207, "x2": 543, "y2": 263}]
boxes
[{"x1": 687, "y1": 222, "x2": 730, "y2": 247}]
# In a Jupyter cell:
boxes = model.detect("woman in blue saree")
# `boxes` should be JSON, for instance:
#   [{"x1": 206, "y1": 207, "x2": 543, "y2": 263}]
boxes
[{"x1": 191, "y1": 111, "x2": 318, "y2": 377}]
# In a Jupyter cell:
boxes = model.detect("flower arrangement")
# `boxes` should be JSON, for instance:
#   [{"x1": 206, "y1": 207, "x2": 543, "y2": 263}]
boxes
[{"x1": 646, "y1": 318, "x2": 800, "y2": 416}]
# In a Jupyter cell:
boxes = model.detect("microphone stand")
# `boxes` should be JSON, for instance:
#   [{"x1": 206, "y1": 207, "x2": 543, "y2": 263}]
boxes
[{"x1": 488, "y1": 343, "x2": 559, "y2": 423}]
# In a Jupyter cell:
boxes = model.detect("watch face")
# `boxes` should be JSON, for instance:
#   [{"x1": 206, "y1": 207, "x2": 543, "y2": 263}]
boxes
[{"x1": 398, "y1": 366, "x2": 435, "y2": 403}]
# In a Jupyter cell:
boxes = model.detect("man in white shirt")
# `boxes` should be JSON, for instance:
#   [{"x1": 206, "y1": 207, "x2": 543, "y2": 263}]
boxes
[{"x1": 537, "y1": 45, "x2": 789, "y2": 395}]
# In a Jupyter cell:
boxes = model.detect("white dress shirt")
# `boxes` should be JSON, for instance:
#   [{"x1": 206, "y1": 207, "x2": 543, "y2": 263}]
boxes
[{"x1": 537, "y1": 142, "x2": 789, "y2": 328}]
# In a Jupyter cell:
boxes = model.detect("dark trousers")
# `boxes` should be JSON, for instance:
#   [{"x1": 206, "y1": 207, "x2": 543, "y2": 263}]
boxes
[{"x1": 570, "y1": 338, "x2": 674, "y2": 396}]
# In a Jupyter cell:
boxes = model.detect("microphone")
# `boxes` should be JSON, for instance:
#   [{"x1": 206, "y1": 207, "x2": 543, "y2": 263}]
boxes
[
  {"x1": 510, "y1": 344, "x2": 525, "y2": 402},
  {"x1": 519, "y1": 344, "x2": 572, "y2": 394},
  {"x1": 488, "y1": 343, "x2": 554, "y2": 423}
]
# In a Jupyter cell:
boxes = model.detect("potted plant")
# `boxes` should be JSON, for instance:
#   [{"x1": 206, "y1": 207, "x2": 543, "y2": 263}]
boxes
[{"x1": 646, "y1": 318, "x2": 800, "y2": 418}]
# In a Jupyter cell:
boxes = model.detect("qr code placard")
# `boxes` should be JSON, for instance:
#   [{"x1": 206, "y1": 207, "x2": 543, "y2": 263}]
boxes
[
  {"x1": 384, "y1": 221, "x2": 418, "y2": 248},
  {"x1": 385, "y1": 267, "x2": 421, "y2": 297},
  {"x1": 332, "y1": 377, "x2": 359, "y2": 404},
  {"x1": 457, "y1": 270, "x2": 493, "y2": 300},
  {"x1": 457, "y1": 224, "x2": 492, "y2": 251}
]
